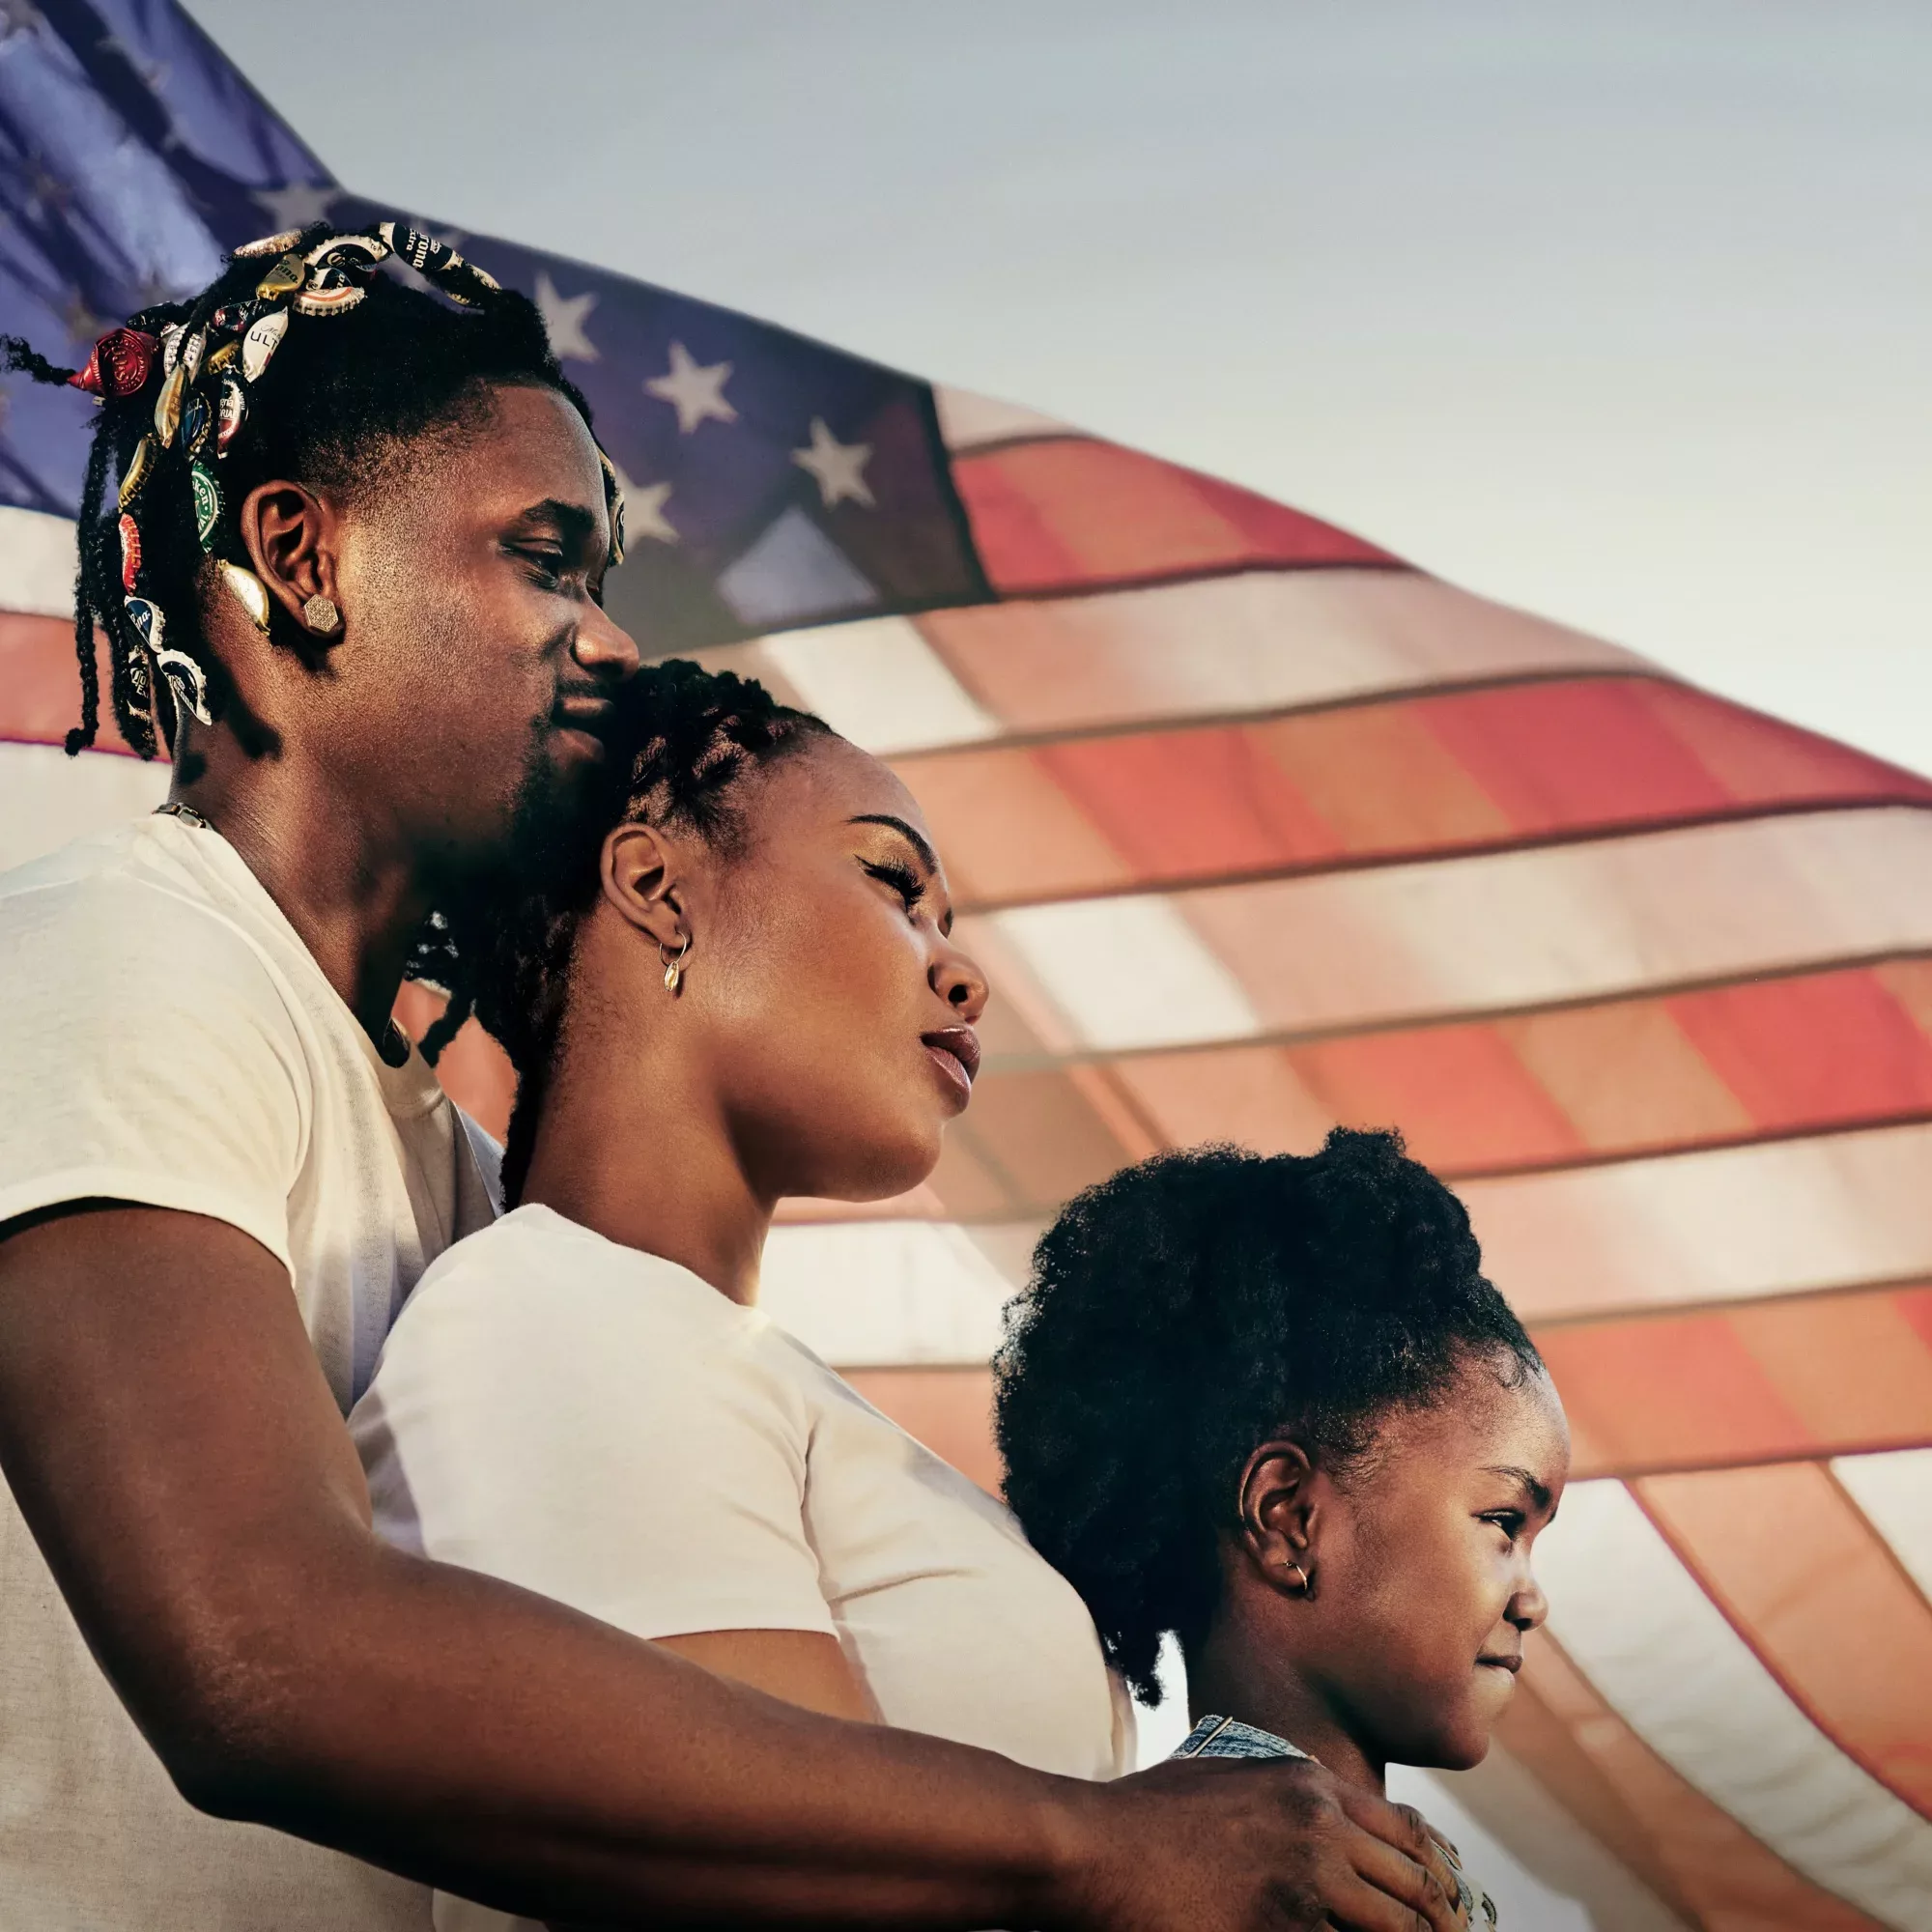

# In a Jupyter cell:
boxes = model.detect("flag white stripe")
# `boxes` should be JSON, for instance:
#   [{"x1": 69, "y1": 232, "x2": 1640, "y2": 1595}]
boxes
[
  {"x1": 0, "y1": 744, "x2": 168, "y2": 875},
  {"x1": 764, "y1": 1120, "x2": 1932, "y2": 1360},
  {"x1": 1832, "y1": 1450, "x2": 1932, "y2": 1605},
  {"x1": 0, "y1": 508, "x2": 81, "y2": 619},
  {"x1": 761, "y1": 569, "x2": 1646, "y2": 752},
  {"x1": 980, "y1": 806, "x2": 1932, "y2": 1054},
  {"x1": 1463, "y1": 1121, "x2": 1932, "y2": 1321},
  {"x1": 1538, "y1": 1479, "x2": 1932, "y2": 1929}
]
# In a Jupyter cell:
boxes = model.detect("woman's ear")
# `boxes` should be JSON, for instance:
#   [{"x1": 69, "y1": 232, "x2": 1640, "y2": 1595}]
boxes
[
  {"x1": 1236, "y1": 1439, "x2": 1321, "y2": 1600},
  {"x1": 601, "y1": 822, "x2": 687, "y2": 949}
]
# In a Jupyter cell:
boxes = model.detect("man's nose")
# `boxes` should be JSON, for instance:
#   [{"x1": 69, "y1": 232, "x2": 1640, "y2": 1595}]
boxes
[{"x1": 574, "y1": 599, "x2": 641, "y2": 681}]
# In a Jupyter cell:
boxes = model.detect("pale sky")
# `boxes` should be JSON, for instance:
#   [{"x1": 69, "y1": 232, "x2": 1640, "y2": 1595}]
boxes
[{"x1": 185, "y1": 0, "x2": 1932, "y2": 775}]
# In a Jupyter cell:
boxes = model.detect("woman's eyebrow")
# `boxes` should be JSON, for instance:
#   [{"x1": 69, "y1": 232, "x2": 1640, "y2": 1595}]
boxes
[
  {"x1": 1485, "y1": 1464, "x2": 1554, "y2": 1512},
  {"x1": 848, "y1": 813, "x2": 938, "y2": 875}
]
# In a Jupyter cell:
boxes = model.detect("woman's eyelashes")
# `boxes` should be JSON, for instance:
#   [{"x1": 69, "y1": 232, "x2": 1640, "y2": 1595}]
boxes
[{"x1": 863, "y1": 857, "x2": 927, "y2": 917}]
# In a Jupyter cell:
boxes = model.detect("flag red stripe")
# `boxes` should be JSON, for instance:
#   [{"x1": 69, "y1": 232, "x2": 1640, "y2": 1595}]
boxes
[
  {"x1": 895, "y1": 675, "x2": 1931, "y2": 910},
  {"x1": 1541, "y1": 1286, "x2": 1932, "y2": 1478},
  {"x1": 952, "y1": 438, "x2": 1401, "y2": 595},
  {"x1": 0, "y1": 611, "x2": 135, "y2": 755}
]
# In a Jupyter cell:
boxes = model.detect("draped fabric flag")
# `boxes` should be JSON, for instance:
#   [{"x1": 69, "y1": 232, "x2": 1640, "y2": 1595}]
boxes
[{"x1": 4, "y1": 6, "x2": 1930, "y2": 1927}]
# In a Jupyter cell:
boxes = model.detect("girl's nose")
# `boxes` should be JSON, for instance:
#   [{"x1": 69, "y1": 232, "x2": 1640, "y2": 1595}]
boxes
[{"x1": 1508, "y1": 1571, "x2": 1549, "y2": 1633}]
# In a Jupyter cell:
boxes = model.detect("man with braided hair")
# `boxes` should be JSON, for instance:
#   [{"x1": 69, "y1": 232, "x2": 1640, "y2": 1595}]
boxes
[{"x1": 0, "y1": 227, "x2": 1463, "y2": 1932}]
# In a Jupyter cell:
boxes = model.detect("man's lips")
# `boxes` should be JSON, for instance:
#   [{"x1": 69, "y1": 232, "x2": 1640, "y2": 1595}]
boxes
[
  {"x1": 1477, "y1": 1654, "x2": 1521, "y2": 1675},
  {"x1": 551, "y1": 694, "x2": 615, "y2": 756},
  {"x1": 923, "y1": 1026, "x2": 980, "y2": 1100},
  {"x1": 553, "y1": 695, "x2": 615, "y2": 734}
]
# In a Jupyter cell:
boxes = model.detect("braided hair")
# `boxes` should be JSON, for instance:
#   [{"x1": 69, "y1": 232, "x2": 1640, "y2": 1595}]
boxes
[
  {"x1": 2, "y1": 220, "x2": 621, "y2": 758},
  {"x1": 994, "y1": 1129, "x2": 1544, "y2": 1703},
  {"x1": 416, "y1": 658, "x2": 833, "y2": 1205}
]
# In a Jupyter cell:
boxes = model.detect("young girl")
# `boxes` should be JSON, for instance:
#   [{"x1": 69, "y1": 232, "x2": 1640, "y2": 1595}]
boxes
[{"x1": 995, "y1": 1131, "x2": 1573, "y2": 1928}]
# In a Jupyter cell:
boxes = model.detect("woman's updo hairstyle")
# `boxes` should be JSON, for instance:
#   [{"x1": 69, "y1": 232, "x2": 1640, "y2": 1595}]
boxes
[
  {"x1": 993, "y1": 1129, "x2": 1543, "y2": 1703},
  {"x1": 415, "y1": 658, "x2": 832, "y2": 1205},
  {"x1": 2, "y1": 219, "x2": 613, "y2": 759}
]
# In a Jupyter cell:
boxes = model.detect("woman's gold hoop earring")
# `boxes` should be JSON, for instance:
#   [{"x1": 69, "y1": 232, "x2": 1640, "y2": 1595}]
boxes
[
  {"x1": 661, "y1": 932, "x2": 691, "y2": 995},
  {"x1": 1284, "y1": 1559, "x2": 1310, "y2": 1595}
]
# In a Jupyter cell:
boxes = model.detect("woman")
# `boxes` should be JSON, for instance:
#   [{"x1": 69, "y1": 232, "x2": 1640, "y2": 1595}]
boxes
[
  {"x1": 352, "y1": 661, "x2": 1131, "y2": 1924},
  {"x1": 995, "y1": 1132, "x2": 1574, "y2": 1927}
]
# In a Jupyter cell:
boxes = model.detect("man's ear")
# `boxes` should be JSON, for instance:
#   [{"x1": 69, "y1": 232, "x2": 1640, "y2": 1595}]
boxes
[
  {"x1": 1236, "y1": 1439, "x2": 1321, "y2": 1598},
  {"x1": 236, "y1": 479, "x2": 341, "y2": 639},
  {"x1": 601, "y1": 822, "x2": 687, "y2": 950}
]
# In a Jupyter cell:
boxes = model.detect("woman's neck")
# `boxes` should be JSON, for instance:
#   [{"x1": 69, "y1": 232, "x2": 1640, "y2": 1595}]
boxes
[
  {"x1": 1185, "y1": 1628, "x2": 1386, "y2": 1795},
  {"x1": 519, "y1": 1029, "x2": 774, "y2": 1306}
]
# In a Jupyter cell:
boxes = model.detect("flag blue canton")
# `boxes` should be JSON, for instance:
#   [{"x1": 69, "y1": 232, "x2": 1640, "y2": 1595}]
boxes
[{"x1": 0, "y1": 0, "x2": 989, "y2": 645}]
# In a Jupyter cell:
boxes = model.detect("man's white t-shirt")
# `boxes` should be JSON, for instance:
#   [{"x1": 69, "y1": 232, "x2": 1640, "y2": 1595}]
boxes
[
  {"x1": 0, "y1": 814, "x2": 498, "y2": 1931},
  {"x1": 352, "y1": 1204, "x2": 1132, "y2": 1932}
]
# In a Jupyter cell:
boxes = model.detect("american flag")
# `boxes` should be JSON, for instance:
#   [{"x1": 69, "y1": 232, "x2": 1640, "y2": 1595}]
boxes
[{"x1": 3, "y1": 6, "x2": 1930, "y2": 1926}]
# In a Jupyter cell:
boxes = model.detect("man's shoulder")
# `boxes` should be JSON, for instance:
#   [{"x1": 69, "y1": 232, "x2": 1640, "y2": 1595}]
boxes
[
  {"x1": 3, "y1": 818, "x2": 242, "y2": 943},
  {"x1": 1, "y1": 819, "x2": 283, "y2": 985}
]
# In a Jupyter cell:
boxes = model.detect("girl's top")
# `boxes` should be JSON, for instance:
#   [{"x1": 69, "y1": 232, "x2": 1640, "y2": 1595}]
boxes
[{"x1": 1173, "y1": 1716, "x2": 1499, "y2": 1927}]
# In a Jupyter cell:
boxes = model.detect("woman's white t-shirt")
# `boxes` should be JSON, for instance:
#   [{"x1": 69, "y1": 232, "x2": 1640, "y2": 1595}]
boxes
[{"x1": 353, "y1": 1204, "x2": 1131, "y2": 1926}]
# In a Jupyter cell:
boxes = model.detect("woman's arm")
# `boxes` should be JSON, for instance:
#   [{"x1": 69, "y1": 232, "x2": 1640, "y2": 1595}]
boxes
[{"x1": 0, "y1": 1203, "x2": 1466, "y2": 1932}]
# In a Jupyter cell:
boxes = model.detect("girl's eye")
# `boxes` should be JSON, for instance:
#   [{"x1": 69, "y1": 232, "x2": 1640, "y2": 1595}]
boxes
[{"x1": 864, "y1": 860, "x2": 925, "y2": 915}]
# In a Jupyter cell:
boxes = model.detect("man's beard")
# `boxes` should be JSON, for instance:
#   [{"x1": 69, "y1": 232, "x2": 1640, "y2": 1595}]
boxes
[{"x1": 404, "y1": 723, "x2": 611, "y2": 1018}]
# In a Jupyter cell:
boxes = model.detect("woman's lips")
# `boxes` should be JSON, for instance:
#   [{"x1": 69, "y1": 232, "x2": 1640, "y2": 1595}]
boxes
[{"x1": 923, "y1": 1027, "x2": 980, "y2": 1103}]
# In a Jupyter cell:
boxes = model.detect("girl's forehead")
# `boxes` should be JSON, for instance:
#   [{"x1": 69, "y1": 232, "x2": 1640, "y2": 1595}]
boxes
[{"x1": 1378, "y1": 1358, "x2": 1570, "y2": 1478}]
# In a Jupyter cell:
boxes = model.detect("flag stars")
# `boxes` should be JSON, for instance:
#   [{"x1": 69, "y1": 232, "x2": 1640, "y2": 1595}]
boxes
[
  {"x1": 254, "y1": 182, "x2": 338, "y2": 232},
  {"x1": 608, "y1": 459, "x2": 677, "y2": 545},
  {"x1": 535, "y1": 272, "x2": 599, "y2": 361},
  {"x1": 645, "y1": 341, "x2": 736, "y2": 434},
  {"x1": 626, "y1": 479, "x2": 678, "y2": 544},
  {"x1": 792, "y1": 417, "x2": 874, "y2": 509}
]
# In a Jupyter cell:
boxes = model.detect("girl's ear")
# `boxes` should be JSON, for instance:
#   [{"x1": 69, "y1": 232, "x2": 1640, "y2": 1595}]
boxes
[
  {"x1": 601, "y1": 822, "x2": 687, "y2": 950},
  {"x1": 1236, "y1": 1439, "x2": 1321, "y2": 1600}
]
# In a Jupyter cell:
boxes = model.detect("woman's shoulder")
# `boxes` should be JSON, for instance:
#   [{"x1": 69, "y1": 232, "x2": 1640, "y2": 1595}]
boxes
[{"x1": 384, "y1": 1206, "x2": 745, "y2": 1372}]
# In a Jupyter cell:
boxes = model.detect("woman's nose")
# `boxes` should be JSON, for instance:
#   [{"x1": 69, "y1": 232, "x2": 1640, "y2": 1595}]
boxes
[
  {"x1": 931, "y1": 938, "x2": 989, "y2": 1025},
  {"x1": 573, "y1": 599, "x2": 641, "y2": 681}
]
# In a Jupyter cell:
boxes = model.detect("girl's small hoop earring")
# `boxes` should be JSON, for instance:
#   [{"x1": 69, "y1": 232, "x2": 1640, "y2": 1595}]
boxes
[{"x1": 660, "y1": 932, "x2": 692, "y2": 995}]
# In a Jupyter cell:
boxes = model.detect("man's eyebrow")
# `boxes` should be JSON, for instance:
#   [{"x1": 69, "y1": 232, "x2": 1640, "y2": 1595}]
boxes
[
  {"x1": 509, "y1": 497, "x2": 602, "y2": 547},
  {"x1": 1485, "y1": 1465, "x2": 1554, "y2": 1512},
  {"x1": 849, "y1": 813, "x2": 938, "y2": 875}
]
